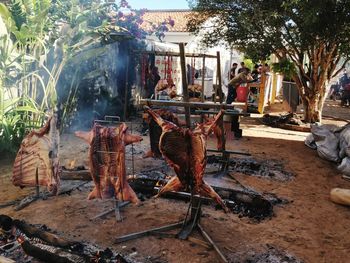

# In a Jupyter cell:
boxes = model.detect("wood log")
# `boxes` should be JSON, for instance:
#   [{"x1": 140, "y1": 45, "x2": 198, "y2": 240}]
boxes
[
  {"x1": 20, "y1": 240, "x2": 74, "y2": 263},
  {"x1": 13, "y1": 219, "x2": 78, "y2": 248},
  {"x1": 60, "y1": 170, "x2": 91, "y2": 181},
  {"x1": 330, "y1": 188, "x2": 350, "y2": 206},
  {"x1": 0, "y1": 256, "x2": 16, "y2": 263}
]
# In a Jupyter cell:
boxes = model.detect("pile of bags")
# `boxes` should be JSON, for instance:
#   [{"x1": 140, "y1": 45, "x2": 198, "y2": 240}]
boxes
[
  {"x1": 305, "y1": 123, "x2": 350, "y2": 175},
  {"x1": 305, "y1": 123, "x2": 350, "y2": 206}
]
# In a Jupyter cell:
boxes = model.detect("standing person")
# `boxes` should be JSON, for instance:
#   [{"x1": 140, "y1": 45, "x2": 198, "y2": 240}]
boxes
[
  {"x1": 251, "y1": 64, "x2": 261, "y2": 82},
  {"x1": 226, "y1": 68, "x2": 253, "y2": 104},
  {"x1": 329, "y1": 82, "x2": 340, "y2": 100},
  {"x1": 229, "y1": 62, "x2": 238, "y2": 80},
  {"x1": 339, "y1": 71, "x2": 350, "y2": 106},
  {"x1": 264, "y1": 63, "x2": 270, "y2": 72},
  {"x1": 149, "y1": 66, "x2": 160, "y2": 98},
  {"x1": 237, "y1": 61, "x2": 247, "y2": 74}
]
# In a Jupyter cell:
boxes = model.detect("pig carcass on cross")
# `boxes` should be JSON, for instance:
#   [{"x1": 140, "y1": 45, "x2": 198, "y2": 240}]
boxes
[
  {"x1": 75, "y1": 123, "x2": 142, "y2": 203},
  {"x1": 12, "y1": 114, "x2": 60, "y2": 195}
]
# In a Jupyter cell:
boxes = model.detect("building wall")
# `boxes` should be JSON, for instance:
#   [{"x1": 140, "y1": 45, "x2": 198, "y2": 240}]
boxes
[{"x1": 146, "y1": 32, "x2": 193, "y2": 44}]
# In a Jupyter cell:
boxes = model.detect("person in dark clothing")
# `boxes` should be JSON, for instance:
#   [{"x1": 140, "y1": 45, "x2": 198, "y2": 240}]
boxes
[
  {"x1": 229, "y1": 63, "x2": 238, "y2": 80},
  {"x1": 147, "y1": 66, "x2": 160, "y2": 99},
  {"x1": 329, "y1": 82, "x2": 340, "y2": 100},
  {"x1": 226, "y1": 68, "x2": 253, "y2": 104},
  {"x1": 251, "y1": 64, "x2": 262, "y2": 82},
  {"x1": 339, "y1": 71, "x2": 350, "y2": 106},
  {"x1": 237, "y1": 61, "x2": 247, "y2": 74}
]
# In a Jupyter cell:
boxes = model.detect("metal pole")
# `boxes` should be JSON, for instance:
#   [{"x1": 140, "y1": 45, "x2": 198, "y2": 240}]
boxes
[
  {"x1": 179, "y1": 43, "x2": 191, "y2": 128},
  {"x1": 123, "y1": 54, "x2": 130, "y2": 121},
  {"x1": 35, "y1": 167, "x2": 39, "y2": 198},
  {"x1": 130, "y1": 122, "x2": 135, "y2": 176},
  {"x1": 201, "y1": 55, "x2": 206, "y2": 103},
  {"x1": 200, "y1": 55, "x2": 206, "y2": 123},
  {"x1": 216, "y1": 51, "x2": 223, "y2": 103},
  {"x1": 198, "y1": 223, "x2": 228, "y2": 263},
  {"x1": 115, "y1": 198, "x2": 123, "y2": 222},
  {"x1": 115, "y1": 222, "x2": 183, "y2": 243}
]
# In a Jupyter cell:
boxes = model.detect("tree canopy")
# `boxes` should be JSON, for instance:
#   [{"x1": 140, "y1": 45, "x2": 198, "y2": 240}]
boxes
[{"x1": 188, "y1": 0, "x2": 350, "y2": 122}]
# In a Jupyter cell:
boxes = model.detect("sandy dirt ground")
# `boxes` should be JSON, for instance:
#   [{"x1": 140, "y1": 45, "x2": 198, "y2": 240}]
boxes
[{"x1": 0, "y1": 99, "x2": 349, "y2": 263}]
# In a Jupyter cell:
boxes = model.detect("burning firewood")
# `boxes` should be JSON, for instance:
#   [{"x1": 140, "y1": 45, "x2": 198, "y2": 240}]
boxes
[
  {"x1": 143, "y1": 109, "x2": 186, "y2": 158},
  {"x1": 12, "y1": 114, "x2": 60, "y2": 195},
  {"x1": 75, "y1": 123, "x2": 142, "y2": 203},
  {"x1": 146, "y1": 107, "x2": 229, "y2": 212}
]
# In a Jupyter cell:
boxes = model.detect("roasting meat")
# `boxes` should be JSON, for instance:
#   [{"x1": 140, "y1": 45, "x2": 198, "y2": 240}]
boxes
[
  {"x1": 75, "y1": 123, "x2": 142, "y2": 203},
  {"x1": 203, "y1": 114, "x2": 225, "y2": 151},
  {"x1": 146, "y1": 108, "x2": 228, "y2": 212},
  {"x1": 143, "y1": 109, "x2": 185, "y2": 158},
  {"x1": 12, "y1": 114, "x2": 60, "y2": 195}
]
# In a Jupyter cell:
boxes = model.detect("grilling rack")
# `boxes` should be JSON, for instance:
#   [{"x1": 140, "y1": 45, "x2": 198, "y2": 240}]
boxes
[{"x1": 90, "y1": 115, "x2": 141, "y2": 222}]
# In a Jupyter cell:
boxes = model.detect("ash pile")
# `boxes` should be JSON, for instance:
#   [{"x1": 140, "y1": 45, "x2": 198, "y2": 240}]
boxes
[
  {"x1": 228, "y1": 245, "x2": 303, "y2": 263},
  {"x1": 207, "y1": 156, "x2": 294, "y2": 181}
]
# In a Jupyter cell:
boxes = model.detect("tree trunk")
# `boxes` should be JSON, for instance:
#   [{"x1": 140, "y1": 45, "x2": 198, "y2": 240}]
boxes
[
  {"x1": 298, "y1": 83, "x2": 328, "y2": 123},
  {"x1": 301, "y1": 96, "x2": 322, "y2": 123}
]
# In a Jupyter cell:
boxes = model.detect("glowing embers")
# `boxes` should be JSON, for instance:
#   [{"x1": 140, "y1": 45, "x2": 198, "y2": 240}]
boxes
[
  {"x1": 75, "y1": 123, "x2": 142, "y2": 203},
  {"x1": 12, "y1": 115, "x2": 60, "y2": 195}
]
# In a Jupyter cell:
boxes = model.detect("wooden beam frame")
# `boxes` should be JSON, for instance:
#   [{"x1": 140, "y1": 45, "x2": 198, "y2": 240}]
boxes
[{"x1": 139, "y1": 99, "x2": 246, "y2": 109}]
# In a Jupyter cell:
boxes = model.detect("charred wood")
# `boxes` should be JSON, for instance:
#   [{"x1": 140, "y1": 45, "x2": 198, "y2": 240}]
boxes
[
  {"x1": 60, "y1": 169, "x2": 91, "y2": 181},
  {"x1": 13, "y1": 219, "x2": 78, "y2": 248},
  {"x1": 19, "y1": 239, "x2": 75, "y2": 263}
]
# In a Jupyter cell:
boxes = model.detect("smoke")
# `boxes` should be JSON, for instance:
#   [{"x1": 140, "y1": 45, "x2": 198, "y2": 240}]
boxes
[{"x1": 54, "y1": 40, "x2": 142, "y2": 132}]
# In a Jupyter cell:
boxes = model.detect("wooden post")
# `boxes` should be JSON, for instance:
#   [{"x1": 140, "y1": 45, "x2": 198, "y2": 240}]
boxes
[
  {"x1": 123, "y1": 55, "x2": 130, "y2": 121},
  {"x1": 271, "y1": 72, "x2": 278, "y2": 103},
  {"x1": 200, "y1": 55, "x2": 206, "y2": 123},
  {"x1": 179, "y1": 43, "x2": 191, "y2": 127},
  {"x1": 216, "y1": 51, "x2": 223, "y2": 103},
  {"x1": 258, "y1": 72, "x2": 266, "y2": 113},
  {"x1": 201, "y1": 55, "x2": 206, "y2": 103}
]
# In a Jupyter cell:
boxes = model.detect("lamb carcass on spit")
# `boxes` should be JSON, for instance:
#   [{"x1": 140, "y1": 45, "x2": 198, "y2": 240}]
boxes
[
  {"x1": 146, "y1": 107, "x2": 228, "y2": 212},
  {"x1": 12, "y1": 114, "x2": 60, "y2": 195},
  {"x1": 143, "y1": 109, "x2": 185, "y2": 158},
  {"x1": 75, "y1": 123, "x2": 142, "y2": 203}
]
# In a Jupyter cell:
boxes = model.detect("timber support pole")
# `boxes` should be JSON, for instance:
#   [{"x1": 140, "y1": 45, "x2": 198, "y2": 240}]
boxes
[{"x1": 179, "y1": 43, "x2": 191, "y2": 128}]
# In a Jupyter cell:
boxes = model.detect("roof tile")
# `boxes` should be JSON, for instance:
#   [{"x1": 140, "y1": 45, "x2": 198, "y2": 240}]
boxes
[{"x1": 141, "y1": 10, "x2": 193, "y2": 32}]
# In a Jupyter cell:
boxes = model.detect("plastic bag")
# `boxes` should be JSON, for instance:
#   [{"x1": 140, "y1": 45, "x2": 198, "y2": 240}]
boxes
[
  {"x1": 311, "y1": 125, "x2": 340, "y2": 162},
  {"x1": 339, "y1": 124, "x2": 350, "y2": 158},
  {"x1": 304, "y1": 134, "x2": 317, "y2": 150},
  {"x1": 337, "y1": 157, "x2": 350, "y2": 175}
]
